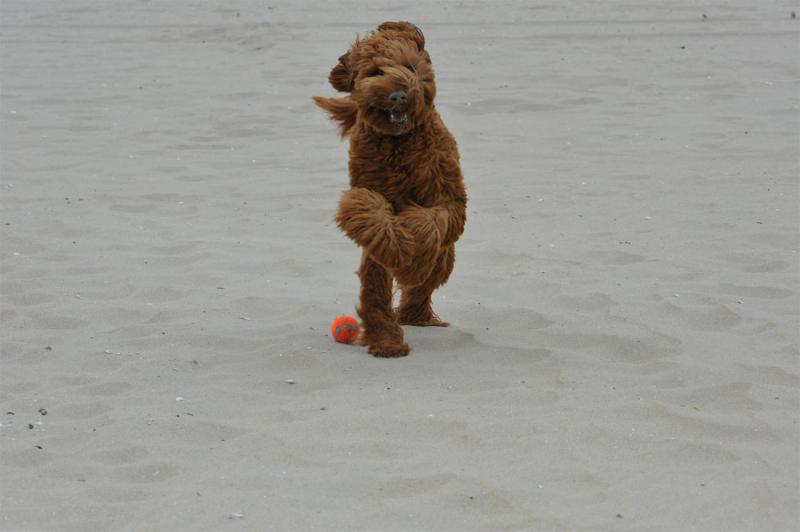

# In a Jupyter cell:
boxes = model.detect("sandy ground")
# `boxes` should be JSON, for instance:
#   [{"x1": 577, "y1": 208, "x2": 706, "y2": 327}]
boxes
[{"x1": 1, "y1": 1, "x2": 798, "y2": 530}]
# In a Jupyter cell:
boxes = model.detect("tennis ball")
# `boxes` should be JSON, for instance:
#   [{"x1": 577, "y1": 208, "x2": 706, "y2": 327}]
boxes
[{"x1": 331, "y1": 315, "x2": 360, "y2": 344}]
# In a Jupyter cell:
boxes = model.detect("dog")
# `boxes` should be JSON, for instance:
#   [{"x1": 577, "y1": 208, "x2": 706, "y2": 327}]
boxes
[{"x1": 314, "y1": 22, "x2": 467, "y2": 358}]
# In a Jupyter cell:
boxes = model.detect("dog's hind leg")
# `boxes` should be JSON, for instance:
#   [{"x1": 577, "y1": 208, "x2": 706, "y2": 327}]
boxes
[
  {"x1": 397, "y1": 245, "x2": 455, "y2": 327},
  {"x1": 357, "y1": 252, "x2": 410, "y2": 358}
]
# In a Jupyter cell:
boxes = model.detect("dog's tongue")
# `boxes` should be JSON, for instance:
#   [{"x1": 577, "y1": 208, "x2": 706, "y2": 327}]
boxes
[{"x1": 391, "y1": 109, "x2": 408, "y2": 123}]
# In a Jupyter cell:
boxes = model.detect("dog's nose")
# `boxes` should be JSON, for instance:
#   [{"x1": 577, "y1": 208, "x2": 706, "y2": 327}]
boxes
[{"x1": 389, "y1": 90, "x2": 407, "y2": 106}]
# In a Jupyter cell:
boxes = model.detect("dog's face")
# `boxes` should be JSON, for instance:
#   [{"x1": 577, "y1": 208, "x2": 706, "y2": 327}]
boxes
[{"x1": 329, "y1": 22, "x2": 436, "y2": 136}]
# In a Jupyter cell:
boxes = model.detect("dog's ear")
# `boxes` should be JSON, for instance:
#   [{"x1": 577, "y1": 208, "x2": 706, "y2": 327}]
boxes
[
  {"x1": 377, "y1": 21, "x2": 425, "y2": 51},
  {"x1": 328, "y1": 52, "x2": 356, "y2": 93}
]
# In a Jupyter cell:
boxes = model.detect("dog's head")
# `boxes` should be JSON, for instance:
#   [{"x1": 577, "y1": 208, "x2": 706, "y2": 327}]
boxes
[{"x1": 328, "y1": 22, "x2": 436, "y2": 136}]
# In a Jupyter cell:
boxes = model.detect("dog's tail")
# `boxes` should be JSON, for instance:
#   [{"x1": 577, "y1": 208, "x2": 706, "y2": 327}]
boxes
[{"x1": 313, "y1": 96, "x2": 358, "y2": 139}]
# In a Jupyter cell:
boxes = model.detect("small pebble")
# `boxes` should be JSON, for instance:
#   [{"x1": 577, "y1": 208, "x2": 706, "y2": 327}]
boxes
[{"x1": 286, "y1": 379, "x2": 295, "y2": 384}]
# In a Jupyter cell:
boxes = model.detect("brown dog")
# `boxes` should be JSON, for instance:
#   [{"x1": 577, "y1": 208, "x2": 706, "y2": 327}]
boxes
[{"x1": 314, "y1": 22, "x2": 467, "y2": 358}]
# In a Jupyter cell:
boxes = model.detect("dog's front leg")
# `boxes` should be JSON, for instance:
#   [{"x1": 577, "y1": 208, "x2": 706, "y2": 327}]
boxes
[
  {"x1": 391, "y1": 205, "x2": 446, "y2": 287},
  {"x1": 427, "y1": 199, "x2": 467, "y2": 248},
  {"x1": 335, "y1": 188, "x2": 414, "y2": 269}
]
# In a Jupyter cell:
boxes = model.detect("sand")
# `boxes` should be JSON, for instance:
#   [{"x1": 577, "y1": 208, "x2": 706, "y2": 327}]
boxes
[{"x1": 1, "y1": 1, "x2": 798, "y2": 530}]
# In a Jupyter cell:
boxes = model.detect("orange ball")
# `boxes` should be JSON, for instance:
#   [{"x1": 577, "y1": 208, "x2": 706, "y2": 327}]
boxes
[{"x1": 331, "y1": 315, "x2": 360, "y2": 344}]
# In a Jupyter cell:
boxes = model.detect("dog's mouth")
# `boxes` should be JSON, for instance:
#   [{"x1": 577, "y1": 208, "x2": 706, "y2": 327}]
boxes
[
  {"x1": 389, "y1": 109, "x2": 408, "y2": 125},
  {"x1": 365, "y1": 105, "x2": 412, "y2": 134}
]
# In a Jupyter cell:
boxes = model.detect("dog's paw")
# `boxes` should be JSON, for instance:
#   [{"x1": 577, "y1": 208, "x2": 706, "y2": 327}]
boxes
[
  {"x1": 390, "y1": 209, "x2": 444, "y2": 285},
  {"x1": 335, "y1": 188, "x2": 393, "y2": 242},
  {"x1": 397, "y1": 208, "x2": 444, "y2": 258},
  {"x1": 367, "y1": 225, "x2": 414, "y2": 269},
  {"x1": 367, "y1": 340, "x2": 411, "y2": 358},
  {"x1": 396, "y1": 301, "x2": 449, "y2": 327},
  {"x1": 397, "y1": 206, "x2": 447, "y2": 240},
  {"x1": 398, "y1": 316, "x2": 450, "y2": 327}
]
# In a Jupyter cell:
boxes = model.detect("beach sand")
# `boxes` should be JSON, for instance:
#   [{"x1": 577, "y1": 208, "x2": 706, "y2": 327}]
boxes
[{"x1": 1, "y1": 1, "x2": 798, "y2": 530}]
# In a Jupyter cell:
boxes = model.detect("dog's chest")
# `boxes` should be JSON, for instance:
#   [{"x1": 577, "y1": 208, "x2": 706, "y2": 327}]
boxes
[{"x1": 349, "y1": 133, "x2": 442, "y2": 207}]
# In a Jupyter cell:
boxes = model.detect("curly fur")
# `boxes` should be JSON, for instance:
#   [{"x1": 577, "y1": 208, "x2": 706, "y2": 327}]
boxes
[{"x1": 314, "y1": 22, "x2": 467, "y2": 358}]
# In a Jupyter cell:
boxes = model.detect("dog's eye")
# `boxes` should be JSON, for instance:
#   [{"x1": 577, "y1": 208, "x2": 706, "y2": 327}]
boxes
[
  {"x1": 372, "y1": 69, "x2": 384, "y2": 77},
  {"x1": 406, "y1": 66, "x2": 415, "y2": 73}
]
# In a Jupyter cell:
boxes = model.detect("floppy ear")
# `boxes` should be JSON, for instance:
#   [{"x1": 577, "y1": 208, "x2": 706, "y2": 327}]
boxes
[
  {"x1": 328, "y1": 52, "x2": 356, "y2": 93},
  {"x1": 377, "y1": 21, "x2": 425, "y2": 50}
]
